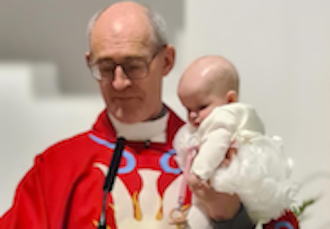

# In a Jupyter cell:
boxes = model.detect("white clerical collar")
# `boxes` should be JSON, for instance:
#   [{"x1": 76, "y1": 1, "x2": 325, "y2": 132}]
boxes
[{"x1": 108, "y1": 111, "x2": 169, "y2": 143}]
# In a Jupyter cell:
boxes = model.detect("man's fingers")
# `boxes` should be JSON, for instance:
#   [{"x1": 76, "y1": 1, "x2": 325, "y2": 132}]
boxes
[
  {"x1": 219, "y1": 147, "x2": 238, "y2": 168},
  {"x1": 227, "y1": 147, "x2": 238, "y2": 159},
  {"x1": 220, "y1": 158, "x2": 231, "y2": 168}
]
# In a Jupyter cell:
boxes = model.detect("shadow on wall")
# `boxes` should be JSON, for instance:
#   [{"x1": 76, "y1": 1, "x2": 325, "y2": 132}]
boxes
[{"x1": 0, "y1": 0, "x2": 185, "y2": 95}]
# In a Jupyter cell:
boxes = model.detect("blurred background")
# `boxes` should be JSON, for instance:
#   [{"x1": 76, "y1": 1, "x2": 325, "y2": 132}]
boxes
[{"x1": 0, "y1": 0, "x2": 329, "y2": 228}]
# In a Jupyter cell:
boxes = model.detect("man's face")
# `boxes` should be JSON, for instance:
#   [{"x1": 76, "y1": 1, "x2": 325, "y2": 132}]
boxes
[{"x1": 88, "y1": 16, "x2": 170, "y2": 123}]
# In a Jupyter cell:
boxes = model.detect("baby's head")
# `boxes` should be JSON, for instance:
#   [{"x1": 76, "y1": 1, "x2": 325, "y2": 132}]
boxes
[{"x1": 178, "y1": 55, "x2": 239, "y2": 127}]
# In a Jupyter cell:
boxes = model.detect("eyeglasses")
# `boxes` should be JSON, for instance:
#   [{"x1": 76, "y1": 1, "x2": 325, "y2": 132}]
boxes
[{"x1": 89, "y1": 46, "x2": 164, "y2": 81}]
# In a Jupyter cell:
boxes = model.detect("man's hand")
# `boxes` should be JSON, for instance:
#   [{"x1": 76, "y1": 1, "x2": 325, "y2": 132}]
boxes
[
  {"x1": 187, "y1": 148, "x2": 241, "y2": 221},
  {"x1": 219, "y1": 145, "x2": 237, "y2": 168}
]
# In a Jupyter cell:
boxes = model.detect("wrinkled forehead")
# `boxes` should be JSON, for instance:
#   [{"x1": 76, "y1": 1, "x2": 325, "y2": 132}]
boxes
[{"x1": 90, "y1": 13, "x2": 155, "y2": 61}]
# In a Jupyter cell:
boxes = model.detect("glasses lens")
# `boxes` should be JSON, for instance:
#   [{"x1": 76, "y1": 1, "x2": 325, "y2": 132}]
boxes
[
  {"x1": 122, "y1": 60, "x2": 148, "y2": 79},
  {"x1": 91, "y1": 65, "x2": 102, "y2": 80},
  {"x1": 91, "y1": 57, "x2": 152, "y2": 81},
  {"x1": 92, "y1": 62, "x2": 115, "y2": 80}
]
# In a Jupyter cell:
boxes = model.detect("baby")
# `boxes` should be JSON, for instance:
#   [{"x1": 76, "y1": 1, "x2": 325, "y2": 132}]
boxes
[{"x1": 173, "y1": 55, "x2": 294, "y2": 228}]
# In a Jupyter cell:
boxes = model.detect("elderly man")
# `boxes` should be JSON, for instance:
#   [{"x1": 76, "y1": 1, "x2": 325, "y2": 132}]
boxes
[{"x1": 0, "y1": 2, "x2": 298, "y2": 229}]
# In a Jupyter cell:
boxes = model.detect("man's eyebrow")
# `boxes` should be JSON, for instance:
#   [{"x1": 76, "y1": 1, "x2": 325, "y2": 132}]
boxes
[
  {"x1": 95, "y1": 55, "x2": 146, "y2": 64},
  {"x1": 123, "y1": 55, "x2": 145, "y2": 61},
  {"x1": 95, "y1": 57, "x2": 114, "y2": 64}
]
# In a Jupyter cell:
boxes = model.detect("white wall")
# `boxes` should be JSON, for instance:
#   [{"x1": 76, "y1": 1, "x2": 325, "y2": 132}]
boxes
[
  {"x1": 1, "y1": 1, "x2": 330, "y2": 228},
  {"x1": 0, "y1": 63, "x2": 104, "y2": 215}
]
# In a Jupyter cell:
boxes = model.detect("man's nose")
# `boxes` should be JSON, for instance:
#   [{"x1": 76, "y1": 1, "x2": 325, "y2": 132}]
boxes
[{"x1": 112, "y1": 66, "x2": 132, "y2": 91}]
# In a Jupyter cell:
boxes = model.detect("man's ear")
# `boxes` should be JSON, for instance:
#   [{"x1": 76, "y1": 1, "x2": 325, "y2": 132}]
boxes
[
  {"x1": 226, "y1": 90, "x2": 238, "y2": 103},
  {"x1": 85, "y1": 52, "x2": 91, "y2": 67},
  {"x1": 161, "y1": 45, "x2": 175, "y2": 76}
]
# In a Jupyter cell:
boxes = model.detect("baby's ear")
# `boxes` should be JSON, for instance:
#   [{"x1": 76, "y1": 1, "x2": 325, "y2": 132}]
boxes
[{"x1": 226, "y1": 90, "x2": 238, "y2": 103}]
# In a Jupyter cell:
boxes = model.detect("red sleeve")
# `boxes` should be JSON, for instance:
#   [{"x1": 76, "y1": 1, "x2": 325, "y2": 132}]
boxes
[
  {"x1": 263, "y1": 210, "x2": 299, "y2": 229},
  {"x1": 0, "y1": 163, "x2": 49, "y2": 229}
]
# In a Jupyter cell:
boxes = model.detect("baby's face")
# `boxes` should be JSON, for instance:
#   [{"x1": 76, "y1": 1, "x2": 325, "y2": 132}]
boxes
[{"x1": 178, "y1": 85, "x2": 227, "y2": 127}]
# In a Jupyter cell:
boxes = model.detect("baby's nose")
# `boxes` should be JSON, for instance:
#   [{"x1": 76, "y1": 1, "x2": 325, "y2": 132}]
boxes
[{"x1": 189, "y1": 111, "x2": 198, "y2": 119}]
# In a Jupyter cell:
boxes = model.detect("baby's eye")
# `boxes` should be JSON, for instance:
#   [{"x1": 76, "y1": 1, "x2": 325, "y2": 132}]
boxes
[{"x1": 198, "y1": 105, "x2": 207, "y2": 111}]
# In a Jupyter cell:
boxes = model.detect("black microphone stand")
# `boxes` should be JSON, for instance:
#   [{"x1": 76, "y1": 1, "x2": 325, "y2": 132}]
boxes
[{"x1": 98, "y1": 137, "x2": 126, "y2": 229}]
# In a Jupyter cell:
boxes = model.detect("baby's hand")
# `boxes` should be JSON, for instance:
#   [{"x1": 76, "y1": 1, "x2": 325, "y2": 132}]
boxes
[{"x1": 187, "y1": 173, "x2": 208, "y2": 192}]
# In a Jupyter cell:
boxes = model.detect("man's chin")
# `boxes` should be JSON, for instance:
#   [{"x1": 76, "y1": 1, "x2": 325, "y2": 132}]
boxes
[
  {"x1": 118, "y1": 117, "x2": 141, "y2": 124},
  {"x1": 113, "y1": 108, "x2": 143, "y2": 124}
]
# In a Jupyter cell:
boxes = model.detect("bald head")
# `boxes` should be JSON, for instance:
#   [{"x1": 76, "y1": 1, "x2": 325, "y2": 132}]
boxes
[
  {"x1": 87, "y1": 1, "x2": 167, "y2": 53},
  {"x1": 179, "y1": 55, "x2": 240, "y2": 98}
]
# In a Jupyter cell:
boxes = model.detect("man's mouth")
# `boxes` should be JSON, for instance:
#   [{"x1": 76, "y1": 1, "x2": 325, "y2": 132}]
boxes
[{"x1": 114, "y1": 97, "x2": 136, "y2": 101}]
